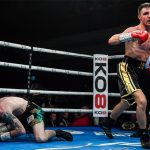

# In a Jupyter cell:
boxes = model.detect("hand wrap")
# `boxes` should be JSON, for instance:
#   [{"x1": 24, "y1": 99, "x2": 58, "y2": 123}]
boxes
[
  {"x1": 0, "y1": 132, "x2": 12, "y2": 141},
  {"x1": 119, "y1": 30, "x2": 148, "y2": 44}
]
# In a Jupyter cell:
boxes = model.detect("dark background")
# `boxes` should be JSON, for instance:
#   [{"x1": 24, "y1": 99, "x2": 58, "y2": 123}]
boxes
[
  {"x1": 0, "y1": 0, "x2": 147, "y2": 109},
  {"x1": 0, "y1": 0, "x2": 145, "y2": 55}
]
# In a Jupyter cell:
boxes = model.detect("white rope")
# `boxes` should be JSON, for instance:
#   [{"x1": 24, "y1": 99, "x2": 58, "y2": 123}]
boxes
[
  {"x1": 116, "y1": 110, "x2": 136, "y2": 114},
  {"x1": 108, "y1": 73, "x2": 117, "y2": 76},
  {"x1": 0, "y1": 41, "x2": 31, "y2": 50},
  {"x1": 0, "y1": 41, "x2": 124, "y2": 60},
  {"x1": 0, "y1": 61, "x2": 118, "y2": 76},
  {"x1": 42, "y1": 108, "x2": 135, "y2": 114},
  {"x1": 0, "y1": 88, "x2": 120, "y2": 97},
  {"x1": 108, "y1": 55, "x2": 124, "y2": 59},
  {"x1": 0, "y1": 61, "x2": 92, "y2": 76},
  {"x1": 109, "y1": 93, "x2": 120, "y2": 97},
  {"x1": 0, "y1": 41, "x2": 93, "y2": 59},
  {"x1": 33, "y1": 47, "x2": 93, "y2": 59},
  {"x1": 0, "y1": 88, "x2": 93, "y2": 95},
  {"x1": 43, "y1": 108, "x2": 93, "y2": 113}
]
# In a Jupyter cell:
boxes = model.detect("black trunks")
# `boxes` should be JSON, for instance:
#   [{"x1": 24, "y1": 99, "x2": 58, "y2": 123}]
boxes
[
  {"x1": 117, "y1": 56, "x2": 147, "y2": 105},
  {"x1": 19, "y1": 101, "x2": 44, "y2": 133}
]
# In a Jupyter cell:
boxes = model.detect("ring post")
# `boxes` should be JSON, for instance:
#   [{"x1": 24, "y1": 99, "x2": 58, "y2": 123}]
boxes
[
  {"x1": 93, "y1": 54, "x2": 108, "y2": 117},
  {"x1": 27, "y1": 47, "x2": 33, "y2": 99}
]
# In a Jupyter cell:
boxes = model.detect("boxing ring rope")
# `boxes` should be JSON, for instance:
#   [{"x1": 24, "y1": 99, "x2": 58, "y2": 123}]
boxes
[
  {"x1": 0, "y1": 41, "x2": 124, "y2": 59},
  {"x1": 0, "y1": 62, "x2": 117, "y2": 76},
  {"x1": 0, "y1": 88, "x2": 120, "y2": 97},
  {"x1": 0, "y1": 62, "x2": 92, "y2": 76},
  {"x1": 0, "y1": 88, "x2": 93, "y2": 95},
  {"x1": 42, "y1": 108, "x2": 136, "y2": 114},
  {"x1": 0, "y1": 41, "x2": 93, "y2": 59},
  {"x1": 0, "y1": 40, "x2": 128, "y2": 114}
]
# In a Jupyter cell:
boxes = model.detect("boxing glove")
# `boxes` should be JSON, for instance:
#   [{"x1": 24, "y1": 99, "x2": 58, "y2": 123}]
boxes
[{"x1": 119, "y1": 30, "x2": 148, "y2": 44}]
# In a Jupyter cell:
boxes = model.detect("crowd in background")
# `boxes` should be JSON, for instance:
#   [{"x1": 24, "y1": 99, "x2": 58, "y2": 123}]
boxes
[{"x1": 39, "y1": 95, "x2": 93, "y2": 127}]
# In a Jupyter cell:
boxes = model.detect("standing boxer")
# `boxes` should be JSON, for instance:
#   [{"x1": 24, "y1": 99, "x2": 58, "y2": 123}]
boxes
[
  {"x1": 0, "y1": 96, "x2": 73, "y2": 142},
  {"x1": 100, "y1": 2, "x2": 150, "y2": 148}
]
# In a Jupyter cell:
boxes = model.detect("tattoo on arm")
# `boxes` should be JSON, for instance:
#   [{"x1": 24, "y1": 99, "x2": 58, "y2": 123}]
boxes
[
  {"x1": 0, "y1": 112, "x2": 26, "y2": 138},
  {"x1": 0, "y1": 112, "x2": 20, "y2": 130}
]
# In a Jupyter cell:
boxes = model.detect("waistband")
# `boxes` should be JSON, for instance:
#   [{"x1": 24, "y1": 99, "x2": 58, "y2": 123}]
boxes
[{"x1": 122, "y1": 56, "x2": 145, "y2": 69}]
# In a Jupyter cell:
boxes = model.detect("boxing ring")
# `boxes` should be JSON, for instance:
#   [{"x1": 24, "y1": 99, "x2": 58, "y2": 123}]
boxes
[{"x1": 0, "y1": 41, "x2": 144, "y2": 150}]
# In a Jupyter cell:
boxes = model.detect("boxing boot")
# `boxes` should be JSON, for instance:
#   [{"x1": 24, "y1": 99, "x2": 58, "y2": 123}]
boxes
[
  {"x1": 99, "y1": 116, "x2": 115, "y2": 139},
  {"x1": 140, "y1": 132, "x2": 150, "y2": 149},
  {"x1": 56, "y1": 129, "x2": 73, "y2": 141}
]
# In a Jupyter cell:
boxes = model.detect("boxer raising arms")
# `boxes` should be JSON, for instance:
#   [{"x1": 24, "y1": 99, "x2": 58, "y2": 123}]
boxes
[
  {"x1": 100, "y1": 2, "x2": 150, "y2": 148},
  {"x1": 0, "y1": 96, "x2": 73, "y2": 142}
]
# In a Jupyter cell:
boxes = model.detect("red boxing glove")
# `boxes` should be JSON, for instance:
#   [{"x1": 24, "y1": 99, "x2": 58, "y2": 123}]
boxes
[
  {"x1": 131, "y1": 31, "x2": 149, "y2": 44},
  {"x1": 119, "y1": 30, "x2": 149, "y2": 44}
]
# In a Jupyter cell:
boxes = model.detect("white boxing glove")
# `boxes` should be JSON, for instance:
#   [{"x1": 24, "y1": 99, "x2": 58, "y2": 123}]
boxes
[{"x1": 145, "y1": 56, "x2": 150, "y2": 70}]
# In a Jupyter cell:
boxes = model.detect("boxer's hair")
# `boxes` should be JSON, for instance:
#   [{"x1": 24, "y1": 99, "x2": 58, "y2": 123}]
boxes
[{"x1": 138, "y1": 2, "x2": 150, "y2": 15}]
